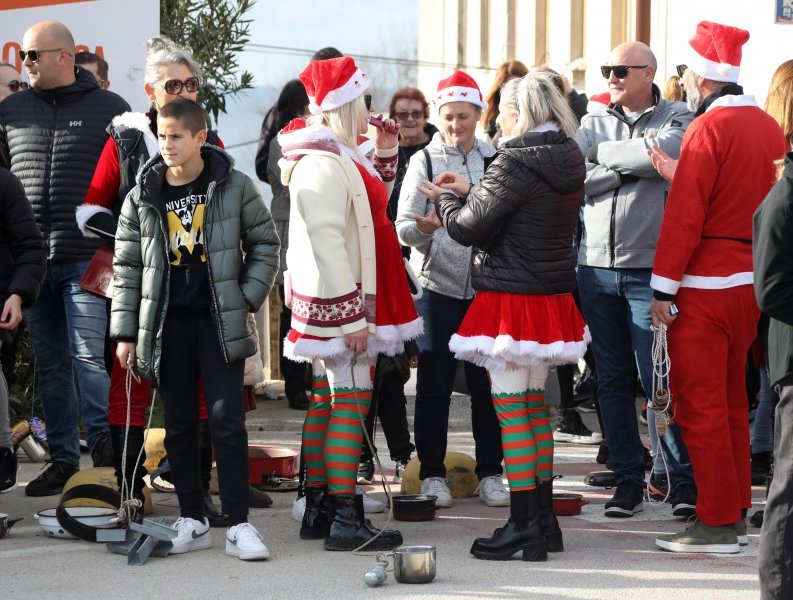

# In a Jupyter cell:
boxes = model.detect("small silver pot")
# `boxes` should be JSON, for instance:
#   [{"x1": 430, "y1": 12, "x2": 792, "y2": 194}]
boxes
[{"x1": 377, "y1": 545, "x2": 436, "y2": 584}]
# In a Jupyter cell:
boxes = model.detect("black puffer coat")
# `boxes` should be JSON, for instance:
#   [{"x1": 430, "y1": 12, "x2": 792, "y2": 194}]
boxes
[
  {"x1": 435, "y1": 130, "x2": 585, "y2": 294},
  {"x1": 0, "y1": 67, "x2": 129, "y2": 260},
  {"x1": 0, "y1": 168, "x2": 46, "y2": 308}
]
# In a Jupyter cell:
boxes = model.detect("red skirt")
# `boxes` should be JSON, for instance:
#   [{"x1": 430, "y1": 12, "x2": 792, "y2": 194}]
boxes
[{"x1": 449, "y1": 291, "x2": 589, "y2": 371}]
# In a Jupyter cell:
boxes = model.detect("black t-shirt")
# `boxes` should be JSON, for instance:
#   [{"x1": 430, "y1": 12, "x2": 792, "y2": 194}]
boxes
[{"x1": 162, "y1": 165, "x2": 212, "y2": 313}]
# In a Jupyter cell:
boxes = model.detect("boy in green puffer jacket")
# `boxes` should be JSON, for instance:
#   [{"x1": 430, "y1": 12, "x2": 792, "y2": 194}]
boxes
[{"x1": 111, "y1": 99, "x2": 279, "y2": 561}]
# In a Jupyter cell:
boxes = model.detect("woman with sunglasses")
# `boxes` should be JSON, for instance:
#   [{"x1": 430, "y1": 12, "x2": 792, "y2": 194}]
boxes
[
  {"x1": 76, "y1": 36, "x2": 237, "y2": 524},
  {"x1": 0, "y1": 63, "x2": 28, "y2": 102}
]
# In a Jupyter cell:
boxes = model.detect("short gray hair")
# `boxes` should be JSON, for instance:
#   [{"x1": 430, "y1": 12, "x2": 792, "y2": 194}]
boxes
[
  {"x1": 144, "y1": 36, "x2": 203, "y2": 85},
  {"x1": 500, "y1": 72, "x2": 578, "y2": 138}
]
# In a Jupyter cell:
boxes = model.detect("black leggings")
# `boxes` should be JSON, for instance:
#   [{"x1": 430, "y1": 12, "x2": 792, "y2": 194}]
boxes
[{"x1": 159, "y1": 314, "x2": 249, "y2": 525}]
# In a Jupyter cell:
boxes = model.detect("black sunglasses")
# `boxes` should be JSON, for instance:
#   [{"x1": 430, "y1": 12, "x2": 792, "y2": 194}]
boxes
[
  {"x1": 158, "y1": 76, "x2": 201, "y2": 95},
  {"x1": 2, "y1": 80, "x2": 29, "y2": 92},
  {"x1": 18, "y1": 48, "x2": 64, "y2": 63},
  {"x1": 394, "y1": 110, "x2": 424, "y2": 121},
  {"x1": 364, "y1": 94, "x2": 372, "y2": 111},
  {"x1": 676, "y1": 64, "x2": 687, "y2": 78},
  {"x1": 600, "y1": 65, "x2": 648, "y2": 79}
]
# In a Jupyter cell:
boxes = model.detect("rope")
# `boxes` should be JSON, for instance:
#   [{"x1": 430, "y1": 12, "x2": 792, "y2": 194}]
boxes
[{"x1": 648, "y1": 322, "x2": 673, "y2": 505}]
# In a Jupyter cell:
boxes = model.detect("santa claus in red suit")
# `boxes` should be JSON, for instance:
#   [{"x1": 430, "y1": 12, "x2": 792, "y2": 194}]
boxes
[{"x1": 650, "y1": 21, "x2": 788, "y2": 554}]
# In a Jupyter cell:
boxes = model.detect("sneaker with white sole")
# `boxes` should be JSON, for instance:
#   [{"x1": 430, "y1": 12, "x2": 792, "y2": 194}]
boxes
[
  {"x1": 226, "y1": 522, "x2": 270, "y2": 560},
  {"x1": 356, "y1": 485, "x2": 385, "y2": 513},
  {"x1": 477, "y1": 474, "x2": 511, "y2": 507},
  {"x1": 292, "y1": 495, "x2": 306, "y2": 522},
  {"x1": 656, "y1": 518, "x2": 740, "y2": 554},
  {"x1": 553, "y1": 411, "x2": 603, "y2": 445},
  {"x1": 420, "y1": 477, "x2": 453, "y2": 508},
  {"x1": 170, "y1": 517, "x2": 212, "y2": 554}
]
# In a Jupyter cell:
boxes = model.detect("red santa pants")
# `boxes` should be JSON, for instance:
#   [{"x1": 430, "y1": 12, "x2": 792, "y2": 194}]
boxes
[{"x1": 667, "y1": 285, "x2": 759, "y2": 526}]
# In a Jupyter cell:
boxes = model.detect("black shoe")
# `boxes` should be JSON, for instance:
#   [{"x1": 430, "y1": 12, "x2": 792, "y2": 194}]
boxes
[
  {"x1": 287, "y1": 391, "x2": 310, "y2": 410},
  {"x1": 596, "y1": 443, "x2": 609, "y2": 465},
  {"x1": 25, "y1": 461, "x2": 79, "y2": 497},
  {"x1": 750, "y1": 509, "x2": 764, "y2": 528},
  {"x1": 91, "y1": 433, "x2": 114, "y2": 467},
  {"x1": 584, "y1": 470, "x2": 616, "y2": 487},
  {"x1": 471, "y1": 489, "x2": 547, "y2": 562},
  {"x1": 648, "y1": 472, "x2": 670, "y2": 501},
  {"x1": 203, "y1": 491, "x2": 229, "y2": 528},
  {"x1": 643, "y1": 447, "x2": 653, "y2": 471},
  {"x1": 671, "y1": 482, "x2": 697, "y2": 518},
  {"x1": 324, "y1": 494, "x2": 403, "y2": 551},
  {"x1": 301, "y1": 485, "x2": 331, "y2": 539},
  {"x1": 249, "y1": 485, "x2": 273, "y2": 508},
  {"x1": 356, "y1": 459, "x2": 374, "y2": 485},
  {"x1": 537, "y1": 480, "x2": 563, "y2": 552},
  {"x1": 751, "y1": 451, "x2": 772, "y2": 485},
  {"x1": 577, "y1": 399, "x2": 597, "y2": 413},
  {"x1": 0, "y1": 446, "x2": 18, "y2": 494},
  {"x1": 553, "y1": 411, "x2": 603, "y2": 445},
  {"x1": 604, "y1": 481, "x2": 644, "y2": 518}
]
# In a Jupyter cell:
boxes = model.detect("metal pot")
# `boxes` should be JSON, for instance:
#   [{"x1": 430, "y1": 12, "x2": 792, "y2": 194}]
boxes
[
  {"x1": 377, "y1": 545, "x2": 436, "y2": 584},
  {"x1": 391, "y1": 494, "x2": 437, "y2": 522},
  {"x1": 552, "y1": 493, "x2": 589, "y2": 516}
]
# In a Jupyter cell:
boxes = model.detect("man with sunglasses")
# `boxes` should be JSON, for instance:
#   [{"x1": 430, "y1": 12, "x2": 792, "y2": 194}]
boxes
[
  {"x1": 575, "y1": 41, "x2": 696, "y2": 520},
  {"x1": 0, "y1": 20, "x2": 129, "y2": 497},
  {"x1": 0, "y1": 64, "x2": 28, "y2": 102}
]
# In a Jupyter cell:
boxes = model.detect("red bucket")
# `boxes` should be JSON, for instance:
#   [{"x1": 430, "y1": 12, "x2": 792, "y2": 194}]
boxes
[{"x1": 248, "y1": 445, "x2": 299, "y2": 486}]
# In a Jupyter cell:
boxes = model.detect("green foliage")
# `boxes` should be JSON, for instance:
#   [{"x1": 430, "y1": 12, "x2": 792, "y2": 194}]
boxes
[
  {"x1": 160, "y1": 0, "x2": 256, "y2": 125},
  {"x1": 8, "y1": 332, "x2": 38, "y2": 423}
]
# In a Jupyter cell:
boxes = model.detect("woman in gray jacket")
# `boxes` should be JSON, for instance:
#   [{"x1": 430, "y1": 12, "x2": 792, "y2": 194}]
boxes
[{"x1": 395, "y1": 70, "x2": 507, "y2": 509}]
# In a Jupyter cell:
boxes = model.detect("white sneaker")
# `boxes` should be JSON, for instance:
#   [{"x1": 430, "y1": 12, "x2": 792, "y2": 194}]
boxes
[
  {"x1": 170, "y1": 517, "x2": 212, "y2": 554},
  {"x1": 420, "y1": 477, "x2": 453, "y2": 508},
  {"x1": 477, "y1": 475, "x2": 511, "y2": 507},
  {"x1": 226, "y1": 522, "x2": 270, "y2": 560},
  {"x1": 291, "y1": 495, "x2": 306, "y2": 522},
  {"x1": 356, "y1": 485, "x2": 385, "y2": 513}
]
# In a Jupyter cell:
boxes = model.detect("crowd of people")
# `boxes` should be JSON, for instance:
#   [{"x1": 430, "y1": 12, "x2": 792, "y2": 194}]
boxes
[{"x1": 0, "y1": 15, "x2": 791, "y2": 599}]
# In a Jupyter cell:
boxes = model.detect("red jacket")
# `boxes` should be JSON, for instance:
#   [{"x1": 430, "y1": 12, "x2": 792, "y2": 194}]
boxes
[{"x1": 651, "y1": 95, "x2": 787, "y2": 295}]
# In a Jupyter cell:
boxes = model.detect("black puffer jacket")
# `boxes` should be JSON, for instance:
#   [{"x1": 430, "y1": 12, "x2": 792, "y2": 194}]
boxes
[
  {"x1": 0, "y1": 67, "x2": 129, "y2": 260},
  {"x1": 0, "y1": 168, "x2": 46, "y2": 308},
  {"x1": 436, "y1": 130, "x2": 585, "y2": 294}
]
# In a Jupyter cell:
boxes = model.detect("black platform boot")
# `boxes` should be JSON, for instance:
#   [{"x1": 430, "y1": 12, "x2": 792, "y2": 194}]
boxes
[
  {"x1": 537, "y1": 479, "x2": 563, "y2": 552},
  {"x1": 470, "y1": 489, "x2": 547, "y2": 562},
  {"x1": 300, "y1": 485, "x2": 331, "y2": 539},
  {"x1": 324, "y1": 493, "x2": 403, "y2": 552},
  {"x1": 109, "y1": 425, "x2": 146, "y2": 522},
  {"x1": 199, "y1": 422, "x2": 228, "y2": 528}
]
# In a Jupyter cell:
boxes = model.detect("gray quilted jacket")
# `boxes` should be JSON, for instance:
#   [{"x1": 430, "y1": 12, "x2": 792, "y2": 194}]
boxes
[{"x1": 110, "y1": 145, "x2": 280, "y2": 384}]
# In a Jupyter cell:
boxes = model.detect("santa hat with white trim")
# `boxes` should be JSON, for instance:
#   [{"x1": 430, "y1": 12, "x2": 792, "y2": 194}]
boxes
[
  {"x1": 299, "y1": 56, "x2": 370, "y2": 115},
  {"x1": 684, "y1": 21, "x2": 750, "y2": 84},
  {"x1": 432, "y1": 70, "x2": 487, "y2": 111}
]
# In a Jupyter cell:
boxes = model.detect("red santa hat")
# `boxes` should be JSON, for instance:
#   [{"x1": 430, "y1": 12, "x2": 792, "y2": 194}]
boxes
[
  {"x1": 299, "y1": 56, "x2": 370, "y2": 115},
  {"x1": 587, "y1": 91, "x2": 611, "y2": 112},
  {"x1": 432, "y1": 70, "x2": 486, "y2": 111},
  {"x1": 684, "y1": 21, "x2": 750, "y2": 83}
]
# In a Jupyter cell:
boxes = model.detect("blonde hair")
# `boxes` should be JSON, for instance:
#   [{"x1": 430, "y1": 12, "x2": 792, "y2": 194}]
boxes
[
  {"x1": 307, "y1": 94, "x2": 369, "y2": 161},
  {"x1": 766, "y1": 59, "x2": 793, "y2": 149},
  {"x1": 501, "y1": 72, "x2": 578, "y2": 138},
  {"x1": 662, "y1": 75, "x2": 686, "y2": 102}
]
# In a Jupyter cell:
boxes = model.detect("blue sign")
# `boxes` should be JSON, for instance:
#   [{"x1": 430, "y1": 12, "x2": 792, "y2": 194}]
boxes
[{"x1": 777, "y1": 0, "x2": 793, "y2": 23}]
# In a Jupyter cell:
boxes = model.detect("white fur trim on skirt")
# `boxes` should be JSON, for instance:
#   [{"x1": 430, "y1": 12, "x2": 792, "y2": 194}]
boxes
[
  {"x1": 283, "y1": 317, "x2": 423, "y2": 365},
  {"x1": 449, "y1": 327, "x2": 591, "y2": 373}
]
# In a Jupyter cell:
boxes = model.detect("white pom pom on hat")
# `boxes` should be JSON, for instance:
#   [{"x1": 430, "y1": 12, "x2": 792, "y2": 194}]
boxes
[
  {"x1": 299, "y1": 56, "x2": 370, "y2": 115},
  {"x1": 684, "y1": 20, "x2": 750, "y2": 83}
]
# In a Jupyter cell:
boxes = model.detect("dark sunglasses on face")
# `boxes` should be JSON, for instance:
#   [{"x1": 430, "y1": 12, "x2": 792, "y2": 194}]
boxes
[
  {"x1": 676, "y1": 64, "x2": 687, "y2": 78},
  {"x1": 395, "y1": 110, "x2": 424, "y2": 121},
  {"x1": 18, "y1": 48, "x2": 63, "y2": 63},
  {"x1": 159, "y1": 76, "x2": 201, "y2": 95},
  {"x1": 364, "y1": 94, "x2": 372, "y2": 111},
  {"x1": 2, "y1": 80, "x2": 29, "y2": 92},
  {"x1": 600, "y1": 64, "x2": 648, "y2": 79}
]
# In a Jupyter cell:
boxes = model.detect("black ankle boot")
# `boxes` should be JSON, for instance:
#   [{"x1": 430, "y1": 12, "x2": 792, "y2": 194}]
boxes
[
  {"x1": 109, "y1": 425, "x2": 146, "y2": 520},
  {"x1": 300, "y1": 485, "x2": 331, "y2": 539},
  {"x1": 470, "y1": 489, "x2": 547, "y2": 562},
  {"x1": 324, "y1": 493, "x2": 403, "y2": 551},
  {"x1": 537, "y1": 479, "x2": 563, "y2": 552}
]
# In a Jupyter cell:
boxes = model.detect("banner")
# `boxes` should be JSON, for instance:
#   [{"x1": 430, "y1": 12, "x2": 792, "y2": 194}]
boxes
[{"x1": 0, "y1": 0, "x2": 159, "y2": 110}]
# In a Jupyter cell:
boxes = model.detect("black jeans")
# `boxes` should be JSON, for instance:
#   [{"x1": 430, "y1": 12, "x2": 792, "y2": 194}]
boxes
[
  {"x1": 759, "y1": 380, "x2": 793, "y2": 599},
  {"x1": 360, "y1": 358, "x2": 415, "y2": 463},
  {"x1": 159, "y1": 314, "x2": 248, "y2": 522},
  {"x1": 278, "y1": 285, "x2": 309, "y2": 398},
  {"x1": 413, "y1": 289, "x2": 503, "y2": 481}
]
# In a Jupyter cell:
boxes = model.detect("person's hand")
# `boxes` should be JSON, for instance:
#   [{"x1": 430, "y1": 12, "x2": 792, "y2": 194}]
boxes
[
  {"x1": 416, "y1": 179, "x2": 446, "y2": 202},
  {"x1": 560, "y1": 74, "x2": 573, "y2": 95},
  {"x1": 650, "y1": 298, "x2": 678, "y2": 327},
  {"x1": 116, "y1": 342, "x2": 137, "y2": 370},
  {"x1": 0, "y1": 294, "x2": 22, "y2": 330},
  {"x1": 648, "y1": 144, "x2": 678, "y2": 182},
  {"x1": 374, "y1": 114, "x2": 400, "y2": 149},
  {"x1": 345, "y1": 328, "x2": 368, "y2": 355},
  {"x1": 435, "y1": 171, "x2": 471, "y2": 197}
]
